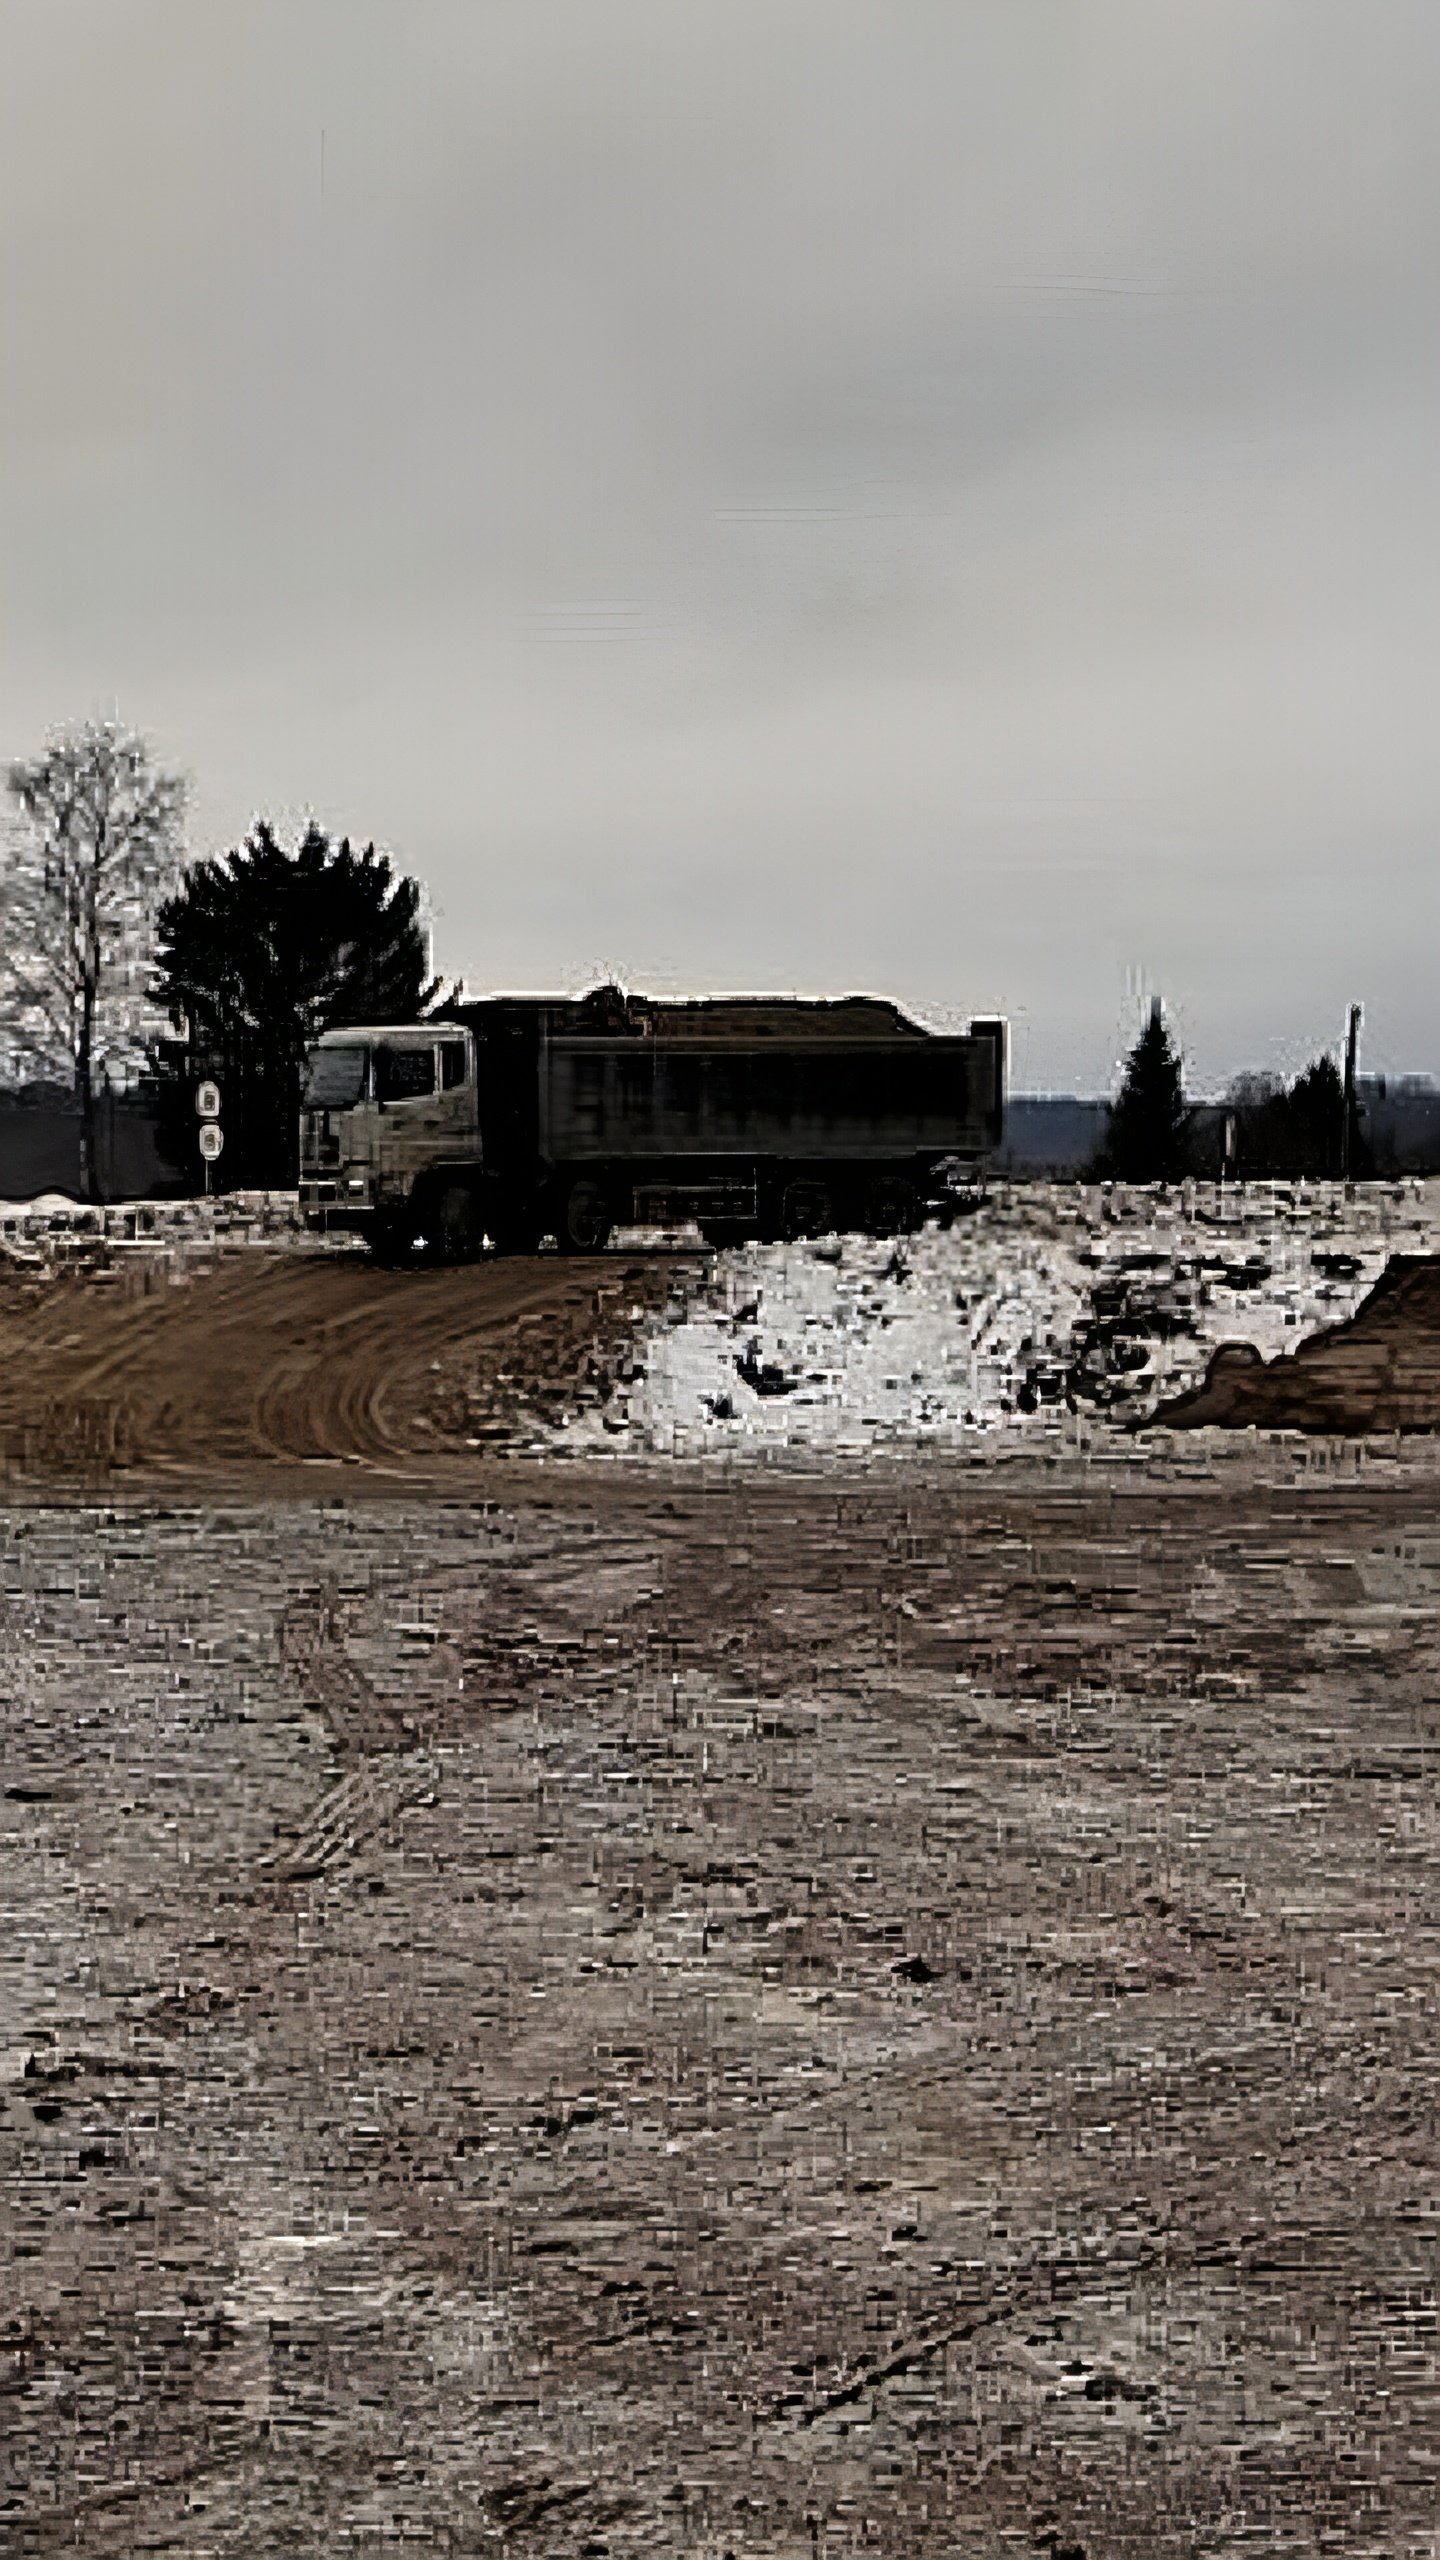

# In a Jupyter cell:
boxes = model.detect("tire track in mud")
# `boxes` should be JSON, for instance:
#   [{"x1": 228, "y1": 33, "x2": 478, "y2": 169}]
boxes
[
  {"x1": 276, "y1": 1581, "x2": 421, "y2": 1754},
  {"x1": 0, "y1": 1248, "x2": 696, "y2": 1493}
]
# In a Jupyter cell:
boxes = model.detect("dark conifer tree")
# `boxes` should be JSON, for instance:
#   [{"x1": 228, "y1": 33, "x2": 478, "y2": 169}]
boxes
[
  {"x1": 1276, "y1": 1056, "x2": 1372, "y2": 1178},
  {"x1": 1098, "y1": 999, "x2": 1191, "y2": 1182},
  {"x1": 146, "y1": 823, "x2": 442, "y2": 1188},
  {"x1": 1228, "y1": 1055, "x2": 1373, "y2": 1178}
]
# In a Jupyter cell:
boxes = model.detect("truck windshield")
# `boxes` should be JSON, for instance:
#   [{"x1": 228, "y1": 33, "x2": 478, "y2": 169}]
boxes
[{"x1": 303, "y1": 1045, "x2": 369, "y2": 1108}]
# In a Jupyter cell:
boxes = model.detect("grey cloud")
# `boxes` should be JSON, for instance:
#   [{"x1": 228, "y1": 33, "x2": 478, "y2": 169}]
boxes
[{"x1": 2, "y1": 1, "x2": 1437, "y2": 1091}]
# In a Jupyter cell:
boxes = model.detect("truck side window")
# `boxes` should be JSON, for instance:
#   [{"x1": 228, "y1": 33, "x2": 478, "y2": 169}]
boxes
[
  {"x1": 440, "y1": 1041, "x2": 467, "y2": 1091},
  {"x1": 376, "y1": 1047, "x2": 436, "y2": 1102}
]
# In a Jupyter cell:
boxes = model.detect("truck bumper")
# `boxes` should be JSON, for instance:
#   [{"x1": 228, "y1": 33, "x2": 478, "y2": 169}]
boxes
[{"x1": 299, "y1": 1179, "x2": 376, "y2": 1236}]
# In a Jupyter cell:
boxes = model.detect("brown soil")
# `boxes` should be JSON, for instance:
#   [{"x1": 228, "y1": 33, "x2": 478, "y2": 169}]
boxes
[
  {"x1": 1154, "y1": 1252, "x2": 1440, "y2": 1433},
  {"x1": 0, "y1": 1247, "x2": 699, "y2": 1496}
]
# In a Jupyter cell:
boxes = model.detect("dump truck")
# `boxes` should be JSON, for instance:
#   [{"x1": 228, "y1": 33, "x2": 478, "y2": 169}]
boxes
[{"x1": 299, "y1": 985, "x2": 1005, "y2": 1260}]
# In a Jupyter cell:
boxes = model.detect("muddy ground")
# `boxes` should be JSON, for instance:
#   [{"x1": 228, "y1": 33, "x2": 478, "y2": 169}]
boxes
[
  {"x1": 0, "y1": 1245, "x2": 697, "y2": 1493},
  {"x1": 3, "y1": 1250, "x2": 1440, "y2": 2556}
]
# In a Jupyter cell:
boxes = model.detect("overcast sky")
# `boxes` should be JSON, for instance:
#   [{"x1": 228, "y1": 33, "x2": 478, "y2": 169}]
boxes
[{"x1": 3, "y1": 1, "x2": 1437, "y2": 1093}]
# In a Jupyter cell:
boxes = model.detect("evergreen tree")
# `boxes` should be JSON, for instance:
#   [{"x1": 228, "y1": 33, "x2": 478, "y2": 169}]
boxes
[
  {"x1": 1284, "y1": 1055, "x2": 1372, "y2": 1178},
  {"x1": 147, "y1": 823, "x2": 442, "y2": 1189},
  {"x1": 1098, "y1": 999, "x2": 1191, "y2": 1182}
]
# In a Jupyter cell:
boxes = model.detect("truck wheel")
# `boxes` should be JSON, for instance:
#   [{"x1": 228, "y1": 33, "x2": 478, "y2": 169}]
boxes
[
  {"x1": 781, "y1": 1179, "x2": 833, "y2": 1241},
  {"x1": 370, "y1": 1212, "x2": 416, "y2": 1268},
  {"x1": 863, "y1": 1173, "x2": 919, "y2": 1237},
  {"x1": 435, "y1": 1182, "x2": 482, "y2": 1264},
  {"x1": 559, "y1": 1178, "x2": 613, "y2": 1254}
]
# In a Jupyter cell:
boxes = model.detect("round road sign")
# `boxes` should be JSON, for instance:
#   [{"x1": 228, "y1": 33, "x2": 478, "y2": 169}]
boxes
[
  {"x1": 198, "y1": 1122, "x2": 224, "y2": 1163},
  {"x1": 195, "y1": 1080, "x2": 222, "y2": 1120}
]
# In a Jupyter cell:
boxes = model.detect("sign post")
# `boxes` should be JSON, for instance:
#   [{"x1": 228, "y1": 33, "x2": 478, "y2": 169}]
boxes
[
  {"x1": 1340, "y1": 1005, "x2": 1361, "y2": 1191},
  {"x1": 196, "y1": 1082, "x2": 223, "y2": 1199}
]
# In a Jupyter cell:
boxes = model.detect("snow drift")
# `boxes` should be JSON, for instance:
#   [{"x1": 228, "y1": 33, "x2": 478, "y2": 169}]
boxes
[{"x1": 560, "y1": 1181, "x2": 1440, "y2": 1457}]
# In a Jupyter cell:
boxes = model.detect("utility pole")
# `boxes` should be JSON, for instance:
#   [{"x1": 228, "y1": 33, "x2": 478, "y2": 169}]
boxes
[{"x1": 1340, "y1": 1003, "x2": 1362, "y2": 1188}]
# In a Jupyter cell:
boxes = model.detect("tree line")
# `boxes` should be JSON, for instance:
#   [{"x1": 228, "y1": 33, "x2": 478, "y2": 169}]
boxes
[
  {"x1": 0, "y1": 716, "x2": 1381, "y2": 1200},
  {"x1": 1094, "y1": 998, "x2": 1371, "y2": 1183}
]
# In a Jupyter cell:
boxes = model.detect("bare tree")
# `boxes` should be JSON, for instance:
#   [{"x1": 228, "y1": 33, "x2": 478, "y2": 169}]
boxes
[{"x1": 2, "y1": 722, "x2": 186, "y2": 1200}]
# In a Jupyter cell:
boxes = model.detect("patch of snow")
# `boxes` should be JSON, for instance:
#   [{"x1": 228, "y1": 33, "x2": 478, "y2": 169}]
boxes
[
  {"x1": 0, "y1": 1191, "x2": 341, "y2": 1255},
  {"x1": 558, "y1": 1180, "x2": 1440, "y2": 1459}
]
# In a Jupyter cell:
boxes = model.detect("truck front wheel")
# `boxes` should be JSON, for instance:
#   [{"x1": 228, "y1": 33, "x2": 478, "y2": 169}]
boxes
[
  {"x1": 434, "y1": 1182, "x2": 482, "y2": 1264},
  {"x1": 369, "y1": 1210, "x2": 417, "y2": 1268}
]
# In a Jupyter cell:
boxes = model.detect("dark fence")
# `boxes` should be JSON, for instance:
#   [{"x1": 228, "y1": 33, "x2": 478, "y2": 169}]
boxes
[{"x1": 0, "y1": 1089, "x2": 183, "y2": 1202}]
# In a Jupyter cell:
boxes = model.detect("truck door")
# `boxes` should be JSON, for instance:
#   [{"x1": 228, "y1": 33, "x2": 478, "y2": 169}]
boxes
[{"x1": 374, "y1": 1036, "x2": 477, "y2": 1184}]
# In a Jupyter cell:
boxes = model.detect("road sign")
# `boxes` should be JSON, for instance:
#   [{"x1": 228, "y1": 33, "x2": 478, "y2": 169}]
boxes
[
  {"x1": 195, "y1": 1080, "x2": 221, "y2": 1121},
  {"x1": 198, "y1": 1122, "x2": 224, "y2": 1163}
]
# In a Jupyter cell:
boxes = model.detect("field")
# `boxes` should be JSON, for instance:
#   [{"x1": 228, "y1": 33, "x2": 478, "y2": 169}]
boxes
[{"x1": 4, "y1": 1222, "x2": 1440, "y2": 2555}]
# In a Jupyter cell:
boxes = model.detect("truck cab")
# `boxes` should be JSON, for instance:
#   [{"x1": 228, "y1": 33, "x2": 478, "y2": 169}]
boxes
[{"x1": 299, "y1": 1022, "x2": 480, "y2": 1255}]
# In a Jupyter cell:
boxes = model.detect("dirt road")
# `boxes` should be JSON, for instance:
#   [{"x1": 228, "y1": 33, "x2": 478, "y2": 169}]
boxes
[
  {"x1": 5, "y1": 1254, "x2": 1440, "y2": 2554},
  {"x1": 0, "y1": 1249, "x2": 695, "y2": 1495}
]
